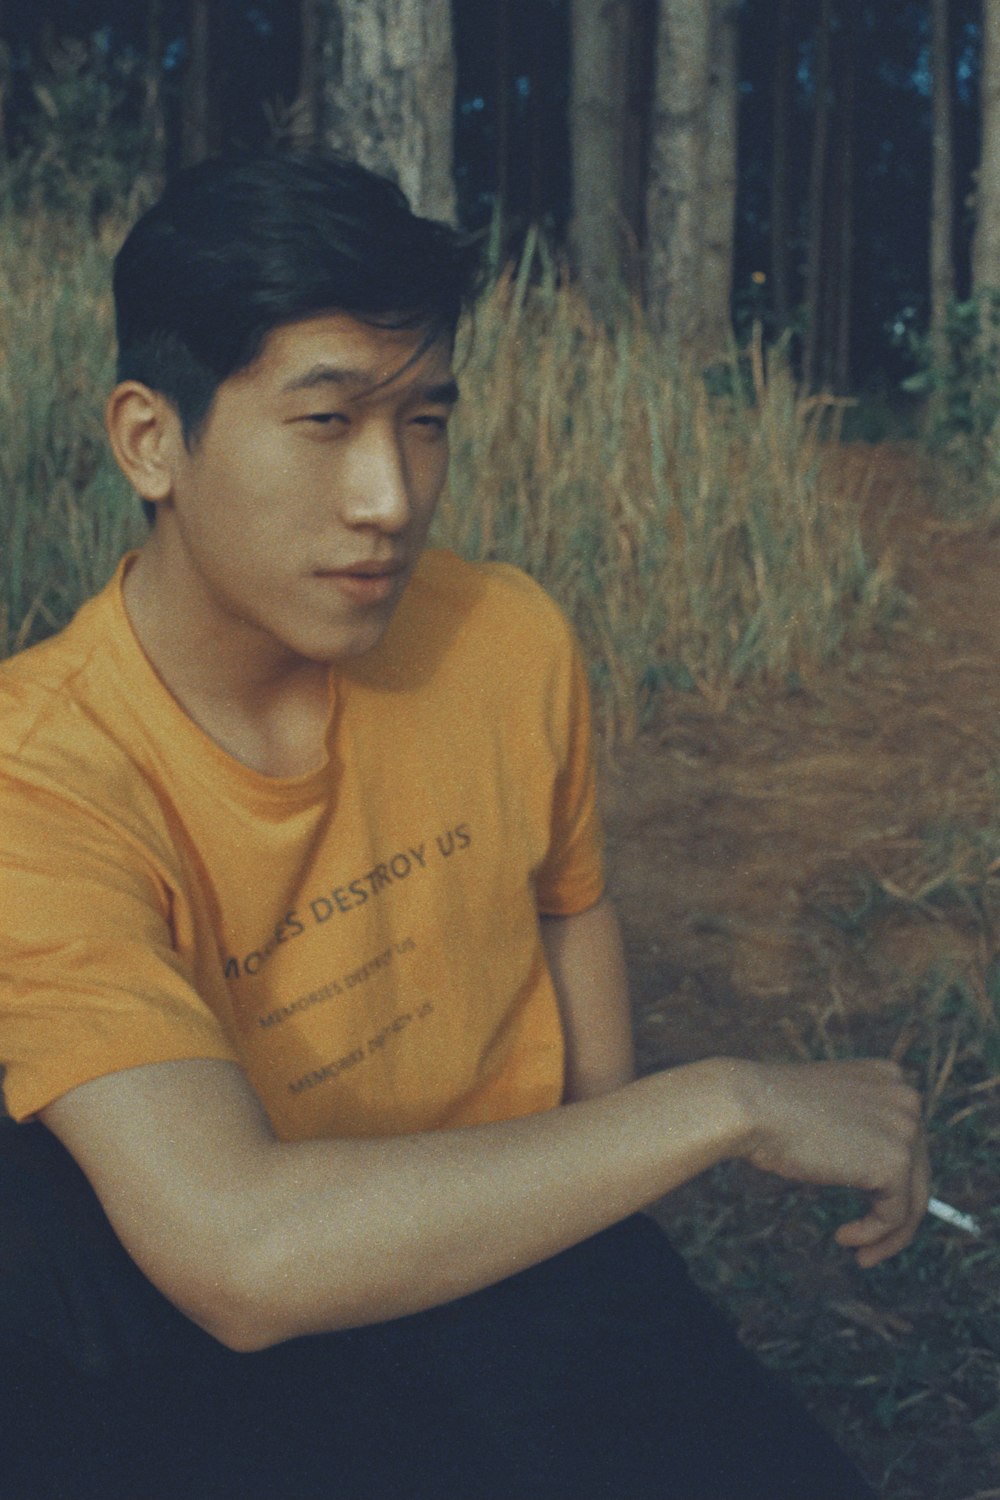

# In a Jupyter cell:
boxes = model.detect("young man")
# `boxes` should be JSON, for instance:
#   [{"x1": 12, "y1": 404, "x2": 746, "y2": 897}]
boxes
[{"x1": 0, "y1": 153, "x2": 926, "y2": 1499}]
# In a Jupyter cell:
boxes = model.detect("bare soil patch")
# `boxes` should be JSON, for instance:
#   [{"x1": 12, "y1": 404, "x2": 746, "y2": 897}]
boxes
[
  {"x1": 601, "y1": 444, "x2": 1000, "y2": 1498},
  {"x1": 606, "y1": 444, "x2": 1000, "y2": 1066}
]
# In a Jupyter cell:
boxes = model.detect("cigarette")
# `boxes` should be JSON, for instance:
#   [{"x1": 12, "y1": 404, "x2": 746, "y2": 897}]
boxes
[{"x1": 927, "y1": 1197, "x2": 982, "y2": 1236}]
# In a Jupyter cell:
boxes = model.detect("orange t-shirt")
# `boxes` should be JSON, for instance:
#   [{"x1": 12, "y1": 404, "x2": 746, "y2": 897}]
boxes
[{"x1": 0, "y1": 549, "x2": 604, "y2": 1139}]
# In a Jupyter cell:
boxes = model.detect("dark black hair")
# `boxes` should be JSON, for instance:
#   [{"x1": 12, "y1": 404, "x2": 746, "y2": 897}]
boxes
[{"x1": 113, "y1": 151, "x2": 481, "y2": 519}]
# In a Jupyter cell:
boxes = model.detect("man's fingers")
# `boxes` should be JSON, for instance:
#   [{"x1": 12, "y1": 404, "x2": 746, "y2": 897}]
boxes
[
  {"x1": 835, "y1": 1195, "x2": 906, "y2": 1248},
  {"x1": 738, "y1": 1059, "x2": 929, "y2": 1267},
  {"x1": 835, "y1": 1210, "x2": 909, "y2": 1267},
  {"x1": 834, "y1": 1134, "x2": 931, "y2": 1265},
  {"x1": 911, "y1": 1135, "x2": 932, "y2": 1224},
  {"x1": 855, "y1": 1225, "x2": 916, "y2": 1268}
]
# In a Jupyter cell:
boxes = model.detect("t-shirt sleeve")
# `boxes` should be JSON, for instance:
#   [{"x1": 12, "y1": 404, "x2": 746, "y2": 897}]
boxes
[
  {"x1": 533, "y1": 620, "x2": 606, "y2": 917},
  {"x1": 0, "y1": 779, "x2": 239, "y2": 1123}
]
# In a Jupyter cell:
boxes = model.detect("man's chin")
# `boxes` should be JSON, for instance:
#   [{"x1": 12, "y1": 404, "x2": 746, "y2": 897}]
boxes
[{"x1": 299, "y1": 614, "x2": 396, "y2": 667}]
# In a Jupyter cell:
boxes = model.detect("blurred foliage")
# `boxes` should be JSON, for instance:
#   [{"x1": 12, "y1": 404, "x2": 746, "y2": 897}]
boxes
[
  {"x1": 0, "y1": 0, "x2": 989, "y2": 384},
  {"x1": 898, "y1": 291, "x2": 1000, "y2": 518},
  {"x1": 903, "y1": 293, "x2": 1000, "y2": 472},
  {"x1": 0, "y1": 36, "x2": 156, "y2": 217}
]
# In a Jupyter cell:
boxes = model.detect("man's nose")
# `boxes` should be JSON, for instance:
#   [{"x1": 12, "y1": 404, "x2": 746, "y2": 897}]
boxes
[{"x1": 339, "y1": 429, "x2": 411, "y2": 532}]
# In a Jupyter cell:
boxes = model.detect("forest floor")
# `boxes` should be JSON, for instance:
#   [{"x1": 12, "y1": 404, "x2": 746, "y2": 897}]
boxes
[{"x1": 601, "y1": 443, "x2": 1000, "y2": 1500}]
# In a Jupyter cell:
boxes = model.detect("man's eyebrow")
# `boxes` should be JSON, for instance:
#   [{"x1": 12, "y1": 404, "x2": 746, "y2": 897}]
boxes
[
  {"x1": 420, "y1": 378, "x2": 461, "y2": 405},
  {"x1": 281, "y1": 364, "x2": 369, "y2": 394},
  {"x1": 281, "y1": 365, "x2": 459, "y2": 405}
]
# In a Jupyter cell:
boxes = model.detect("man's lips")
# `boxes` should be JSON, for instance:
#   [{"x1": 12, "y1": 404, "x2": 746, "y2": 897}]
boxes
[
  {"x1": 313, "y1": 561, "x2": 406, "y2": 578},
  {"x1": 311, "y1": 562, "x2": 406, "y2": 605}
]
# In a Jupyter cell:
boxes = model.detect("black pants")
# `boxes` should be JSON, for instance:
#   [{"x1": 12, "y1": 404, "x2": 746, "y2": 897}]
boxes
[{"x1": 0, "y1": 1119, "x2": 876, "y2": 1500}]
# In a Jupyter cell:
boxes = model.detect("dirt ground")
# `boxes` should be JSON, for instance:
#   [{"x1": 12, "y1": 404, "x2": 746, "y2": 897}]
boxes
[
  {"x1": 600, "y1": 444, "x2": 1000, "y2": 1497},
  {"x1": 603, "y1": 443, "x2": 1000, "y2": 1072}
]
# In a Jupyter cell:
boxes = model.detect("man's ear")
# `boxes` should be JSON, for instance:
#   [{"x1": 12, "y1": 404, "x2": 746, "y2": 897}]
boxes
[{"x1": 104, "y1": 382, "x2": 183, "y2": 506}]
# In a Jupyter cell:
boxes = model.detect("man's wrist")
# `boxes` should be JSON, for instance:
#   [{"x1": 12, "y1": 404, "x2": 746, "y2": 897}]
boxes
[
  {"x1": 632, "y1": 1056, "x2": 760, "y2": 1183},
  {"x1": 692, "y1": 1055, "x2": 762, "y2": 1162}
]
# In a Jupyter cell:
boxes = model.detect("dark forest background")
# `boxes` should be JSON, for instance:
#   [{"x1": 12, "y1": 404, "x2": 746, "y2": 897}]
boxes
[{"x1": 0, "y1": 1, "x2": 985, "y2": 388}]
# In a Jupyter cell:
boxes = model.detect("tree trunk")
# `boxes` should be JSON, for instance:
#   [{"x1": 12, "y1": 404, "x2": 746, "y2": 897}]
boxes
[
  {"x1": 801, "y1": 0, "x2": 832, "y2": 390},
  {"x1": 930, "y1": 0, "x2": 955, "y2": 364},
  {"x1": 973, "y1": 0, "x2": 1000, "y2": 297},
  {"x1": 929, "y1": 0, "x2": 953, "y2": 399},
  {"x1": 701, "y1": 0, "x2": 739, "y2": 358},
  {"x1": 143, "y1": 0, "x2": 167, "y2": 182},
  {"x1": 621, "y1": 0, "x2": 657, "y2": 289},
  {"x1": 495, "y1": 0, "x2": 511, "y2": 226},
  {"x1": 528, "y1": 5, "x2": 547, "y2": 226},
  {"x1": 321, "y1": 0, "x2": 457, "y2": 224},
  {"x1": 0, "y1": 0, "x2": 9, "y2": 162},
  {"x1": 770, "y1": 0, "x2": 793, "y2": 332},
  {"x1": 295, "y1": 0, "x2": 327, "y2": 145},
  {"x1": 180, "y1": 0, "x2": 211, "y2": 167},
  {"x1": 645, "y1": 0, "x2": 712, "y2": 352},
  {"x1": 833, "y1": 33, "x2": 855, "y2": 394},
  {"x1": 569, "y1": 0, "x2": 630, "y2": 319}
]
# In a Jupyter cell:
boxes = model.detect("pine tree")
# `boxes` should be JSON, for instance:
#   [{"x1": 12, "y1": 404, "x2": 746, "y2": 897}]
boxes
[{"x1": 319, "y1": 0, "x2": 457, "y2": 224}]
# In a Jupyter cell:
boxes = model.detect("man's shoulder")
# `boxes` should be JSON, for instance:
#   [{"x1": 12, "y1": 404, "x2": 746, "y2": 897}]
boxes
[
  {"x1": 0, "y1": 573, "x2": 145, "y2": 808},
  {"x1": 0, "y1": 597, "x2": 104, "y2": 750},
  {"x1": 407, "y1": 549, "x2": 571, "y2": 646},
  {"x1": 355, "y1": 549, "x2": 576, "y2": 702}
]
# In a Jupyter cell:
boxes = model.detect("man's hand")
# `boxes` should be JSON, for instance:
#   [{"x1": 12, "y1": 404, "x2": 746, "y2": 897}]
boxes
[{"x1": 734, "y1": 1058, "x2": 929, "y2": 1267}]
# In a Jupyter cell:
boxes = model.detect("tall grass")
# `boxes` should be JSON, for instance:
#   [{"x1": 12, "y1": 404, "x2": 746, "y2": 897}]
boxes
[
  {"x1": 0, "y1": 207, "x2": 142, "y2": 656},
  {"x1": 0, "y1": 207, "x2": 895, "y2": 739},
  {"x1": 440, "y1": 242, "x2": 896, "y2": 738}
]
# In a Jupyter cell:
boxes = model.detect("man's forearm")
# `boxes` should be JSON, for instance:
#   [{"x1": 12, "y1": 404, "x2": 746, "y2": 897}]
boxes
[
  {"x1": 44, "y1": 1053, "x2": 748, "y2": 1351},
  {"x1": 239, "y1": 1049, "x2": 928, "y2": 1348},
  {"x1": 228, "y1": 1058, "x2": 747, "y2": 1348}
]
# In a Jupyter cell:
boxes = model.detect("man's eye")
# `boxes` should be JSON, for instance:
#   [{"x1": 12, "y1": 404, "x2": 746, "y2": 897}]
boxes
[
  {"x1": 303, "y1": 412, "x2": 348, "y2": 427},
  {"x1": 411, "y1": 414, "x2": 449, "y2": 433}
]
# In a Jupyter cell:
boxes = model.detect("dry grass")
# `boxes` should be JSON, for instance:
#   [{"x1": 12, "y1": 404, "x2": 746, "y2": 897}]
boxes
[
  {"x1": 438, "y1": 249, "x2": 898, "y2": 740},
  {"x1": 0, "y1": 207, "x2": 142, "y2": 656}
]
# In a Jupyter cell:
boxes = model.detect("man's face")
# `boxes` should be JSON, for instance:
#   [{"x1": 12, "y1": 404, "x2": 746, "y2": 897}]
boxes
[{"x1": 153, "y1": 313, "x2": 458, "y2": 667}]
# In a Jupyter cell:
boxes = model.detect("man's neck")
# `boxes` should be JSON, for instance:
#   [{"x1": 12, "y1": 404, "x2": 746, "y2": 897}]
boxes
[{"x1": 122, "y1": 546, "x2": 333, "y2": 778}]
